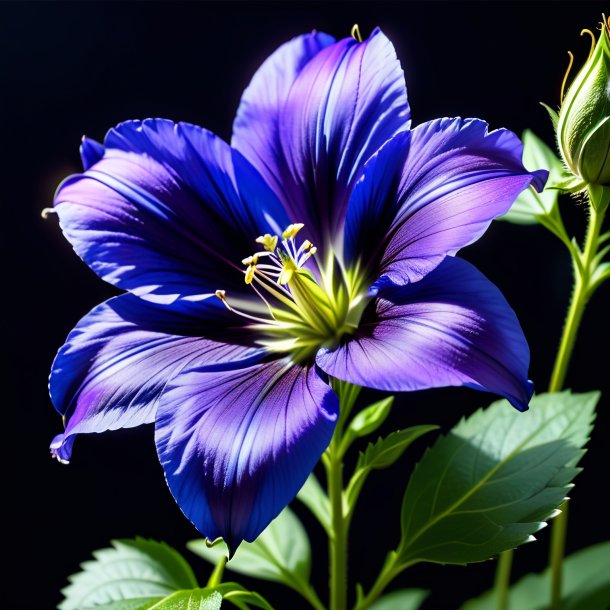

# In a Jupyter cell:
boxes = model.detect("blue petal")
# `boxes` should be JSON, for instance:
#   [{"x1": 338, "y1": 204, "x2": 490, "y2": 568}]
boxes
[
  {"x1": 232, "y1": 31, "x2": 335, "y2": 212},
  {"x1": 236, "y1": 28, "x2": 410, "y2": 246},
  {"x1": 155, "y1": 359, "x2": 338, "y2": 553},
  {"x1": 317, "y1": 257, "x2": 533, "y2": 411},
  {"x1": 344, "y1": 118, "x2": 547, "y2": 285},
  {"x1": 50, "y1": 293, "x2": 263, "y2": 462},
  {"x1": 55, "y1": 119, "x2": 289, "y2": 306},
  {"x1": 80, "y1": 136, "x2": 104, "y2": 170}
]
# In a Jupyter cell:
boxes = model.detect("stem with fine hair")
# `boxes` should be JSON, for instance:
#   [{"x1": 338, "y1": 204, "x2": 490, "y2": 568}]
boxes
[{"x1": 494, "y1": 189, "x2": 607, "y2": 610}]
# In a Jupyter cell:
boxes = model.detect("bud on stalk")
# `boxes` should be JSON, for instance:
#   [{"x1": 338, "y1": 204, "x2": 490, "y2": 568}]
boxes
[{"x1": 557, "y1": 16, "x2": 610, "y2": 188}]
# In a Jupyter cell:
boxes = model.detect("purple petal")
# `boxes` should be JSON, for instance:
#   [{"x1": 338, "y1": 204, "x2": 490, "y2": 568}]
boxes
[
  {"x1": 232, "y1": 31, "x2": 335, "y2": 211},
  {"x1": 80, "y1": 136, "x2": 104, "y2": 170},
  {"x1": 316, "y1": 257, "x2": 533, "y2": 411},
  {"x1": 55, "y1": 119, "x2": 289, "y2": 306},
  {"x1": 236, "y1": 28, "x2": 410, "y2": 245},
  {"x1": 50, "y1": 293, "x2": 263, "y2": 462},
  {"x1": 344, "y1": 118, "x2": 547, "y2": 285},
  {"x1": 155, "y1": 359, "x2": 338, "y2": 552}
]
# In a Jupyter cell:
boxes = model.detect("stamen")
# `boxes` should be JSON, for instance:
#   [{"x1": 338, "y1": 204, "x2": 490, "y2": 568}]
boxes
[
  {"x1": 351, "y1": 24, "x2": 363, "y2": 43},
  {"x1": 215, "y1": 289, "x2": 280, "y2": 325},
  {"x1": 580, "y1": 28, "x2": 596, "y2": 59},
  {"x1": 560, "y1": 51, "x2": 574, "y2": 102},
  {"x1": 41, "y1": 207, "x2": 56, "y2": 219},
  {"x1": 256, "y1": 234, "x2": 278, "y2": 252},
  {"x1": 245, "y1": 265, "x2": 256, "y2": 284},
  {"x1": 282, "y1": 223, "x2": 304, "y2": 239}
]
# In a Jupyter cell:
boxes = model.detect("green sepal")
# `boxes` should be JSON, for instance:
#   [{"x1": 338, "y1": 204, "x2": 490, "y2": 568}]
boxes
[
  {"x1": 368, "y1": 588, "x2": 429, "y2": 610},
  {"x1": 588, "y1": 183, "x2": 610, "y2": 212},
  {"x1": 345, "y1": 426, "x2": 439, "y2": 513},
  {"x1": 188, "y1": 507, "x2": 311, "y2": 595},
  {"x1": 546, "y1": 170, "x2": 587, "y2": 194},
  {"x1": 59, "y1": 538, "x2": 199, "y2": 610},
  {"x1": 396, "y1": 391, "x2": 598, "y2": 566},
  {"x1": 460, "y1": 540, "x2": 610, "y2": 610},
  {"x1": 540, "y1": 102, "x2": 559, "y2": 129}
]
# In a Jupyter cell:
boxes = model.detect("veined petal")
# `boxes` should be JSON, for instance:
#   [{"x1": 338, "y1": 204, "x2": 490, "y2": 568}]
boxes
[
  {"x1": 155, "y1": 359, "x2": 338, "y2": 553},
  {"x1": 316, "y1": 257, "x2": 533, "y2": 411},
  {"x1": 50, "y1": 294, "x2": 263, "y2": 463},
  {"x1": 232, "y1": 31, "x2": 335, "y2": 207},
  {"x1": 55, "y1": 119, "x2": 289, "y2": 306},
  {"x1": 344, "y1": 118, "x2": 547, "y2": 285},
  {"x1": 266, "y1": 28, "x2": 410, "y2": 244}
]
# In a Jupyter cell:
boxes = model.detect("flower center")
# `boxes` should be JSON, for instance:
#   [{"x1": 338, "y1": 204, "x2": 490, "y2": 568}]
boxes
[{"x1": 216, "y1": 223, "x2": 369, "y2": 360}]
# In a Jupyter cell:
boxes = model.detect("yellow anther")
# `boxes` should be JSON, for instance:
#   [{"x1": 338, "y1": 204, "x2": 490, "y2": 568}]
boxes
[
  {"x1": 302, "y1": 240, "x2": 312, "y2": 250},
  {"x1": 245, "y1": 265, "x2": 256, "y2": 284},
  {"x1": 215, "y1": 289, "x2": 226, "y2": 301},
  {"x1": 242, "y1": 254, "x2": 259, "y2": 266},
  {"x1": 256, "y1": 234, "x2": 278, "y2": 252},
  {"x1": 351, "y1": 24, "x2": 363, "y2": 43},
  {"x1": 282, "y1": 223, "x2": 305, "y2": 239},
  {"x1": 309, "y1": 246, "x2": 317, "y2": 256}
]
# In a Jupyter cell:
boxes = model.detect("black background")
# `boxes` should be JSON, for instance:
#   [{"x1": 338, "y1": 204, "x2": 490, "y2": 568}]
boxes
[{"x1": 3, "y1": 2, "x2": 610, "y2": 609}]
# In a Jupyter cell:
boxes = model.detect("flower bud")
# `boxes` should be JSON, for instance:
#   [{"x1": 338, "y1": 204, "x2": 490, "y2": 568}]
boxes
[{"x1": 557, "y1": 17, "x2": 610, "y2": 187}]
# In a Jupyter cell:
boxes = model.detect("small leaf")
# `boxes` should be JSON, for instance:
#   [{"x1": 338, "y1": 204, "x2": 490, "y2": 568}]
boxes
[
  {"x1": 500, "y1": 130, "x2": 564, "y2": 224},
  {"x1": 297, "y1": 473, "x2": 331, "y2": 534},
  {"x1": 369, "y1": 588, "x2": 429, "y2": 610},
  {"x1": 216, "y1": 583, "x2": 275, "y2": 610},
  {"x1": 60, "y1": 538, "x2": 198, "y2": 610},
  {"x1": 346, "y1": 426, "x2": 439, "y2": 510},
  {"x1": 460, "y1": 540, "x2": 610, "y2": 610},
  {"x1": 348, "y1": 397, "x2": 394, "y2": 439},
  {"x1": 188, "y1": 507, "x2": 310, "y2": 592},
  {"x1": 398, "y1": 391, "x2": 598, "y2": 565},
  {"x1": 150, "y1": 589, "x2": 222, "y2": 610}
]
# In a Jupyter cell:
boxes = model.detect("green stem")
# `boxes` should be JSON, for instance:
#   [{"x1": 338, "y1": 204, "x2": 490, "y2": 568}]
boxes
[
  {"x1": 494, "y1": 550, "x2": 513, "y2": 610},
  {"x1": 327, "y1": 382, "x2": 357, "y2": 610},
  {"x1": 548, "y1": 199, "x2": 605, "y2": 610},
  {"x1": 354, "y1": 554, "x2": 416, "y2": 610},
  {"x1": 206, "y1": 555, "x2": 227, "y2": 588}
]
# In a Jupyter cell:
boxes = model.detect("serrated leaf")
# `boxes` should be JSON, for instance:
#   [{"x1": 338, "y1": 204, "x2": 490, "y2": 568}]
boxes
[
  {"x1": 348, "y1": 397, "x2": 394, "y2": 439},
  {"x1": 369, "y1": 588, "x2": 429, "y2": 610},
  {"x1": 460, "y1": 541, "x2": 610, "y2": 610},
  {"x1": 346, "y1": 426, "x2": 439, "y2": 510},
  {"x1": 216, "y1": 583, "x2": 275, "y2": 610},
  {"x1": 188, "y1": 507, "x2": 310, "y2": 593},
  {"x1": 297, "y1": 473, "x2": 331, "y2": 534},
  {"x1": 500, "y1": 130, "x2": 564, "y2": 224},
  {"x1": 150, "y1": 589, "x2": 222, "y2": 610},
  {"x1": 60, "y1": 539, "x2": 198, "y2": 610},
  {"x1": 398, "y1": 391, "x2": 598, "y2": 566},
  {"x1": 91, "y1": 599, "x2": 165, "y2": 610}
]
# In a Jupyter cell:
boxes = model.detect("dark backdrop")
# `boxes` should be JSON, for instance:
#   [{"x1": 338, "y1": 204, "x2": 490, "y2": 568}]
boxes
[{"x1": 3, "y1": 2, "x2": 609, "y2": 609}]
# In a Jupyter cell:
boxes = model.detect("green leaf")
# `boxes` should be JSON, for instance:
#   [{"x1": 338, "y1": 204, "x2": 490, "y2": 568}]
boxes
[
  {"x1": 398, "y1": 391, "x2": 598, "y2": 566},
  {"x1": 60, "y1": 538, "x2": 199, "y2": 610},
  {"x1": 89, "y1": 599, "x2": 165, "y2": 610},
  {"x1": 499, "y1": 130, "x2": 564, "y2": 224},
  {"x1": 216, "y1": 583, "x2": 275, "y2": 610},
  {"x1": 369, "y1": 589, "x2": 429, "y2": 610},
  {"x1": 347, "y1": 397, "x2": 394, "y2": 439},
  {"x1": 188, "y1": 507, "x2": 310, "y2": 592},
  {"x1": 148, "y1": 589, "x2": 222, "y2": 610},
  {"x1": 460, "y1": 541, "x2": 610, "y2": 610},
  {"x1": 297, "y1": 473, "x2": 331, "y2": 534},
  {"x1": 346, "y1": 426, "x2": 439, "y2": 510}
]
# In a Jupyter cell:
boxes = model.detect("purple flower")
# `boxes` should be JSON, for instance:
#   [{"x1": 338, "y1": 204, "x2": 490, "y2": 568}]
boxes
[{"x1": 49, "y1": 28, "x2": 546, "y2": 552}]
